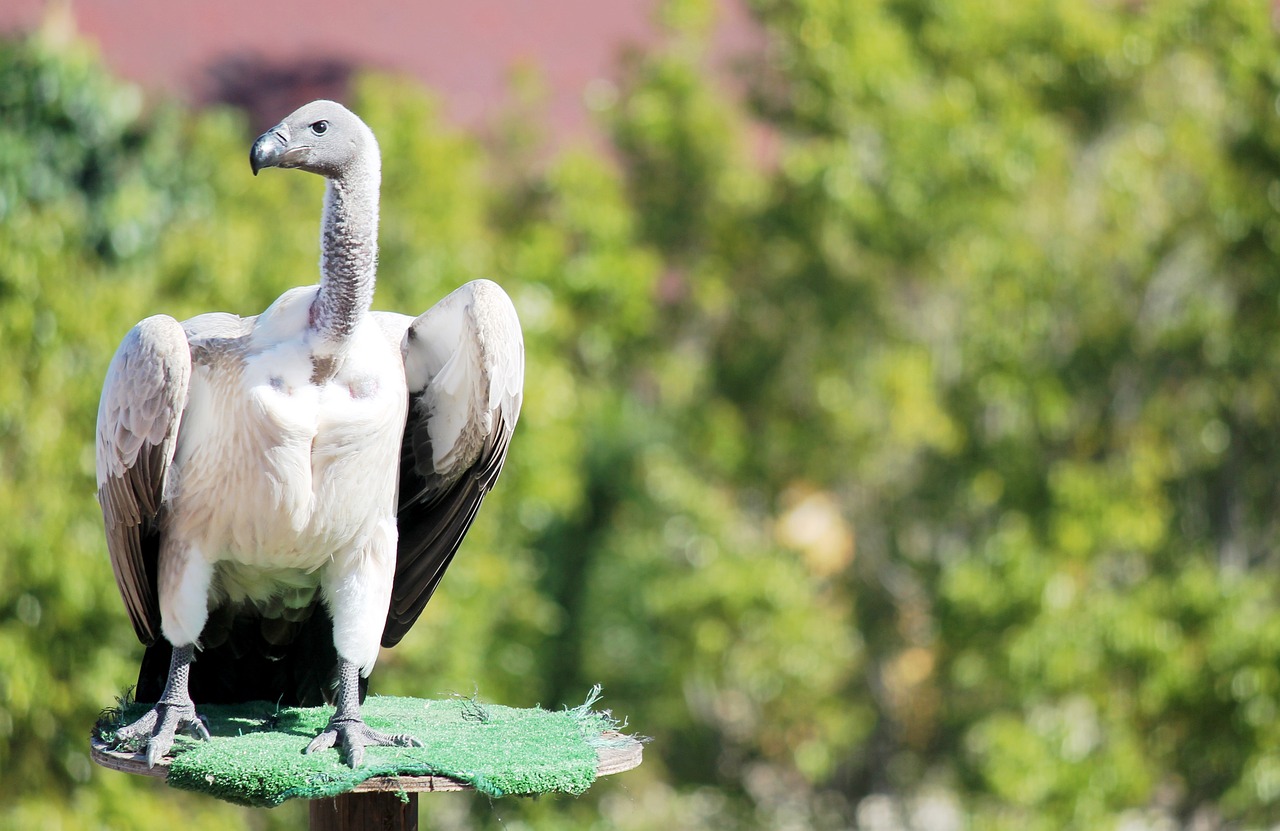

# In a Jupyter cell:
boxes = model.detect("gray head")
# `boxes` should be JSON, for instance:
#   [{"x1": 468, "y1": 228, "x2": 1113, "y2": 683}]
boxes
[{"x1": 249, "y1": 100, "x2": 379, "y2": 180}]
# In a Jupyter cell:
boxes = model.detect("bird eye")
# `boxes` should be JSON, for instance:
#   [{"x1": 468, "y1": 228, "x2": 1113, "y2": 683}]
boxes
[{"x1": 311, "y1": 120, "x2": 329, "y2": 135}]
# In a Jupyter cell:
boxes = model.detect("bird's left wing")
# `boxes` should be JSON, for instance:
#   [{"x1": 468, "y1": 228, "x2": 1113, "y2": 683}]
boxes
[
  {"x1": 376, "y1": 280, "x2": 524, "y2": 648},
  {"x1": 96, "y1": 315, "x2": 192, "y2": 646}
]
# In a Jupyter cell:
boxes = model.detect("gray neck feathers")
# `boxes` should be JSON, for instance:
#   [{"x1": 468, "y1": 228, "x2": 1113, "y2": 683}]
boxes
[{"x1": 313, "y1": 159, "x2": 379, "y2": 343}]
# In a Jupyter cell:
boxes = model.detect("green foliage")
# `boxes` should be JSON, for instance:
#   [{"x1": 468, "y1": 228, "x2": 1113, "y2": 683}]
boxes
[{"x1": 4, "y1": 0, "x2": 1280, "y2": 827}]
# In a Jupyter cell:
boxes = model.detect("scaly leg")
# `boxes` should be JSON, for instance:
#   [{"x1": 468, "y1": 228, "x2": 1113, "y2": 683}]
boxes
[
  {"x1": 304, "y1": 659, "x2": 421, "y2": 767},
  {"x1": 112, "y1": 644, "x2": 211, "y2": 767}
]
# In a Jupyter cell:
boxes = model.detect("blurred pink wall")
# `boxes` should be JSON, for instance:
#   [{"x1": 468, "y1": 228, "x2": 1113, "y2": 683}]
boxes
[{"x1": 0, "y1": 0, "x2": 762, "y2": 140}]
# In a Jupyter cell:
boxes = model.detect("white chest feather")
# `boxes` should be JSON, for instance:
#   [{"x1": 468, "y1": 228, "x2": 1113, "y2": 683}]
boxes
[{"x1": 168, "y1": 289, "x2": 408, "y2": 574}]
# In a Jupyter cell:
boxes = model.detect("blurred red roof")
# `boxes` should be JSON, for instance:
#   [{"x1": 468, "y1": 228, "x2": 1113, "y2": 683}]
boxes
[{"x1": 0, "y1": 0, "x2": 762, "y2": 140}]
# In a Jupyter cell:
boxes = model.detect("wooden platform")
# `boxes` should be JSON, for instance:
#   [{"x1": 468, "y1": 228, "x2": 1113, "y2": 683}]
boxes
[{"x1": 91, "y1": 730, "x2": 643, "y2": 829}]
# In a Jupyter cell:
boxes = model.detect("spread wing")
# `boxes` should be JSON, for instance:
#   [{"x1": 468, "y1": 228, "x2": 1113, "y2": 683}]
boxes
[
  {"x1": 96, "y1": 315, "x2": 192, "y2": 646},
  {"x1": 376, "y1": 279, "x2": 524, "y2": 648}
]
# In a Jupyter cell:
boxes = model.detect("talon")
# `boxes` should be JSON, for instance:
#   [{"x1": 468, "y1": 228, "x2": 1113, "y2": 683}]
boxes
[
  {"x1": 187, "y1": 718, "x2": 212, "y2": 741},
  {"x1": 305, "y1": 730, "x2": 338, "y2": 755},
  {"x1": 146, "y1": 736, "x2": 170, "y2": 769}
]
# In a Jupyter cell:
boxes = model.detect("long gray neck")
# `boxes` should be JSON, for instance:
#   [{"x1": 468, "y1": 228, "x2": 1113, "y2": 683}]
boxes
[{"x1": 312, "y1": 164, "x2": 379, "y2": 342}]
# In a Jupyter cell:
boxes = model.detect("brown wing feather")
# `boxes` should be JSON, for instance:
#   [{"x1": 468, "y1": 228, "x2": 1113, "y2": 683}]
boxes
[
  {"x1": 382, "y1": 404, "x2": 514, "y2": 648},
  {"x1": 96, "y1": 315, "x2": 191, "y2": 646},
  {"x1": 99, "y1": 446, "x2": 167, "y2": 643}
]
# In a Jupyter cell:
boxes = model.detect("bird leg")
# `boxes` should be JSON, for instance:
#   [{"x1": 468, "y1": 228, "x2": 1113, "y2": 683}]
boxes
[
  {"x1": 112, "y1": 644, "x2": 211, "y2": 767},
  {"x1": 304, "y1": 659, "x2": 422, "y2": 767}
]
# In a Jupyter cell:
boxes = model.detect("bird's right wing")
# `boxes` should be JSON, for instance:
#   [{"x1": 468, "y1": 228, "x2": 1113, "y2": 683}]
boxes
[{"x1": 96, "y1": 315, "x2": 192, "y2": 645}]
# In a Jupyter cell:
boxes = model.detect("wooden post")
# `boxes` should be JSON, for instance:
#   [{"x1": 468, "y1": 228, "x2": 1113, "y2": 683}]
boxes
[{"x1": 309, "y1": 791, "x2": 419, "y2": 831}]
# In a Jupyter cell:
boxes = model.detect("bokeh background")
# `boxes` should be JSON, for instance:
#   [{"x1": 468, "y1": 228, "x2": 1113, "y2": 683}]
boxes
[{"x1": 2, "y1": 0, "x2": 1280, "y2": 828}]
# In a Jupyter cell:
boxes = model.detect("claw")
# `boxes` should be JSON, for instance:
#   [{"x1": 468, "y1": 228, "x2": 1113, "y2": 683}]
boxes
[
  {"x1": 145, "y1": 731, "x2": 171, "y2": 769},
  {"x1": 305, "y1": 729, "x2": 338, "y2": 755}
]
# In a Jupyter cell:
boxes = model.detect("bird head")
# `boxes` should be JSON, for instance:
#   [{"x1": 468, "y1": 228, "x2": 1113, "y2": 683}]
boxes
[{"x1": 249, "y1": 100, "x2": 379, "y2": 179}]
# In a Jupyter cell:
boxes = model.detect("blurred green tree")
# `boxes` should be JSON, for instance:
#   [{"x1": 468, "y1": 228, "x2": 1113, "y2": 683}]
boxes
[{"x1": 4, "y1": 0, "x2": 1280, "y2": 828}]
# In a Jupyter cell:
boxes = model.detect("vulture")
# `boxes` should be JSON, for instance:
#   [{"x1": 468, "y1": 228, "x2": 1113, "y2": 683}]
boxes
[{"x1": 96, "y1": 100, "x2": 524, "y2": 767}]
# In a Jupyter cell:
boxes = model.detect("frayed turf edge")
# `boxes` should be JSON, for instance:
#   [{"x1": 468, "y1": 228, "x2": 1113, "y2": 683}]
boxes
[
  {"x1": 92, "y1": 688, "x2": 137, "y2": 747},
  {"x1": 570, "y1": 685, "x2": 651, "y2": 777}
]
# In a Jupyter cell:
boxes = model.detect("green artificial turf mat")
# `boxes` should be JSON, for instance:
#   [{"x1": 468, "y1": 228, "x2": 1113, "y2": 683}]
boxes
[{"x1": 97, "y1": 689, "x2": 626, "y2": 807}]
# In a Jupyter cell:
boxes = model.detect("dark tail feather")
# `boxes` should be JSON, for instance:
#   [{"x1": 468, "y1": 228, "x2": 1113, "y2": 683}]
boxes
[{"x1": 136, "y1": 604, "x2": 367, "y2": 707}]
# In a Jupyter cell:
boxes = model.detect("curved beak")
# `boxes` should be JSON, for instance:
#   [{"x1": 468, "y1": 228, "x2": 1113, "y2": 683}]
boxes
[{"x1": 250, "y1": 123, "x2": 291, "y2": 176}]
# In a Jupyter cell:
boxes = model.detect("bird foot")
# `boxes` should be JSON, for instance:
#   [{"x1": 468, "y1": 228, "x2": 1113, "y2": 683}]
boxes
[
  {"x1": 111, "y1": 698, "x2": 211, "y2": 767},
  {"x1": 304, "y1": 715, "x2": 422, "y2": 768}
]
